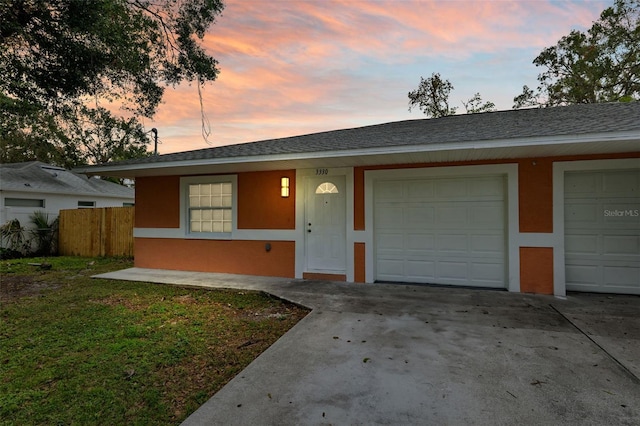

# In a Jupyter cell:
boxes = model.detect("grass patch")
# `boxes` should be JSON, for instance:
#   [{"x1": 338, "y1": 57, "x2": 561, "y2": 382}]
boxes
[{"x1": 0, "y1": 257, "x2": 309, "y2": 425}]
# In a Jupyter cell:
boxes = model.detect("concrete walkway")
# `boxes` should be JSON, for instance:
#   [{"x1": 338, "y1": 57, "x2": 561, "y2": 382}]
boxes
[{"x1": 96, "y1": 268, "x2": 640, "y2": 425}]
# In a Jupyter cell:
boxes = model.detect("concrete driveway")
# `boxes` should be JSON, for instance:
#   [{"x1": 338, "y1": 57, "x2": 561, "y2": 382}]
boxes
[{"x1": 96, "y1": 268, "x2": 640, "y2": 425}]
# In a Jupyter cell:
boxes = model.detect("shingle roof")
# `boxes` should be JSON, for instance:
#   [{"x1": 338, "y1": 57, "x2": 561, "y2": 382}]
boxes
[
  {"x1": 0, "y1": 161, "x2": 134, "y2": 198},
  {"x1": 98, "y1": 102, "x2": 640, "y2": 167}
]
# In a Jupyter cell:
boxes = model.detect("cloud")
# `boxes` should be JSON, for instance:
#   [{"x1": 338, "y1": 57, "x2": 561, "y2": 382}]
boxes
[{"x1": 146, "y1": 0, "x2": 609, "y2": 154}]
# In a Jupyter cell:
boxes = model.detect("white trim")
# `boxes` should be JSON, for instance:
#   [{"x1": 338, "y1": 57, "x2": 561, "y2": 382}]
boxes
[
  {"x1": 552, "y1": 157, "x2": 640, "y2": 297},
  {"x1": 364, "y1": 163, "x2": 520, "y2": 291},
  {"x1": 134, "y1": 227, "x2": 297, "y2": 241},
  {"x1": 517, "y1": 233, "x2": 556, "y2": 247},
  {"x1": 180, "y1": 175, "x2": 237, "y2": 240}
]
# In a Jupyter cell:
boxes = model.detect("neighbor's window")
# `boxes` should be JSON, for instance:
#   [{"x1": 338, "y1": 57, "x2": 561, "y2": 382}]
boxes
[
  {"x1": 78, "y1": 201, "x2": 96, "y2": 208},
  {"x1": 4, "y1": 198, "x2": 45, "y2": 208},
  {"x1": 188, "y1": 182, "x2": 233, "y2": 233}
]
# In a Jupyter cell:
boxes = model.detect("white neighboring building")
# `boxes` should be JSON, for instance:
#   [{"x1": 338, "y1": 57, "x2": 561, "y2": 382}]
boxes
[{"x1": 0, "y1": 161, "x2": 134, "y2": 227}]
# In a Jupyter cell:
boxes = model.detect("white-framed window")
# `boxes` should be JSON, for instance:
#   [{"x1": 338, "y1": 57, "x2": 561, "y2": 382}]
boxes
[
  {"x1": 78, "y1": 201, "x2": 96, "y2": 208},
  {"x1": 4, "y1": 198, "x2": 45, "y2": 208},
  {"x1": 182, "y1": 176, "x2": 236, "y2": 236}
]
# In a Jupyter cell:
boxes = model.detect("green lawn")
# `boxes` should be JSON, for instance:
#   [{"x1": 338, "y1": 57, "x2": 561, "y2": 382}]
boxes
[{"x1": 0, "y1": 257, "x2": 308, "y2": 425}]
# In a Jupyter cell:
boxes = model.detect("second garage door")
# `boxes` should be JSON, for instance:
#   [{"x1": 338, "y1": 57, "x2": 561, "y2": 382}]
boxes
[
  {"x1": 374, "y1": 175, "x2": 506, "y2": 288},
  {"x1": 565, "y1": 168, "x2": 640, "y2": 295}
]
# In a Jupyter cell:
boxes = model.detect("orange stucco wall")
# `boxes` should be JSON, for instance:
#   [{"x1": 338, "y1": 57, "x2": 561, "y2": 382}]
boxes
[
  {"x1": 237, "y1": 170, "x2": 295, "y2": 229},
  {"x1": 518, "y1": 159, "x2": 553, "y2": 233},
  {"x1": 354, "y1": 169, "x2": 365, "y2": 230},
  {"x1": 520, "y1": 247, "x2": 554, "y2": 294},
  {"x1": 135, "y1": 176, "x2": 180, "y2": 228},
  {"x1": 135, "y1": 238, "x2": 295, "y2": 277},
  {"x1": 354, "y1": 242, "x2": 366, "y2": 283},
  {"x1": 352, "y1": 153, "x2": 639, "y2": 234}
]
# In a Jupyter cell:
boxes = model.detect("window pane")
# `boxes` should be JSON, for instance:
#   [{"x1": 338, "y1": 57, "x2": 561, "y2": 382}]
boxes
[
  {"x1": 210, "y1": 183, "x2": 221, "y2": 196},
  {"x1": 200, "y1": 196, "x2": 212, "y2": 207},
  {"x1": 315, "y1": 182, "x2": 339, "y2": 194},
  {"x1": 188, "y1": 181, "x2": 233, "y2": 233},
  {"x1": 5, "y1": 198, "x2": 45, "y2": 208}
]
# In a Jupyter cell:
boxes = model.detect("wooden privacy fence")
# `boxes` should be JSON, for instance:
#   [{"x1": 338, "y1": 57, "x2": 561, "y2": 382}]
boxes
[{"x1": 58, "y1": 207, "x2": 134, "y2": 257}]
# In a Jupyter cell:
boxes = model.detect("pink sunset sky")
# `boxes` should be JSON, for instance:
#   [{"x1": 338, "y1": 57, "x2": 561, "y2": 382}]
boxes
[{"x1": 143, "y1": 0, "x2": 610, "y2": 154}]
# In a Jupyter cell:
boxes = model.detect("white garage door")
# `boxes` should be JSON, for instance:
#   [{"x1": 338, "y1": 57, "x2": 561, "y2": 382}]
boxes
[
  {"x1": 374, "y1": 175, "x2": 506, "y2": 288},
  {"x1": 565, "y1": 169, "x2": 640, "y2": 295}
]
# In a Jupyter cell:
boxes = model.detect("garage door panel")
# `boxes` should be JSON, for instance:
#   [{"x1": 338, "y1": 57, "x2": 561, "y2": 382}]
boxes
[
  {"x1": 406, "y1": 207, "x2": 435, "y2": 225},
  {"x1": 439, "y1": 261, "x2": 468, "y2": 280},
  {"x1": 602, "y1": 171, "x2": 639, "y2": 195},
  {"x1": 436, "y1": 233, "x2": 468, "y2": 252},
  {"x1": 407, "y1": 181, "x2": 435, "y2": 199},
  {"x1": 471, "y1": 234, "x2": 504, "y2": 254},
  {"x1": 377, "y1": 259, "x2": 404, "y2": 278},
  {"x1": 565, "y1": 173, "x2": 598, "y2": 195},
  {"x1": 471, "y1": 205, "x2": 504, "y2": 227},
  {"x1": 471, "y1": 177, "x2": 505, "y2": 197},
  {"x1": 436, "y1": 206, "x2": 468, "y2": 227},
  {"x1": 376, "y1": 232, "x2": 404, "y2": 250},
  {"x1": 374, "y1": 175, "x2": 506, "y2": 288},
  {"x1": 376, "y1": 206, "x2": 403, "y2": 226},
  {"x1": 375, "y1": 181, "x2": 405, "y2": 200},
  {"x1": 565, "y1": 169, "x2": 640, "y2": 295},
  {"x1": 604, "y1": 266, "x2": 640, "y2": 287},
  {"x1": 566, "y1": 263, "x2": 600, "y2": 286},
  {"x1": 406, "y1": 260, "x2": 435, "y2": 279},
  {"x1": 565, "y1": 203, "x2": 599, "y2": 224},
  {"x1": 603, "y1": 235, "x2": 639, "y2": 255},
  {"x1": 565, "y1": 234, "x2": 599, "y2": 255},
  {"x1": 471, "y1": 262, "x2": 505, "y2": 284},
  {"x1": 436, "y1": 179, "x2": 468, "y2": 198},
  {"x1": 406, "y1": 233, "x2": 435, "y2": 250}
]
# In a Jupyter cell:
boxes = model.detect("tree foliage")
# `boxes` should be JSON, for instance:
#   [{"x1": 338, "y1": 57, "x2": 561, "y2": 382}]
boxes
[
  {"x1": 408, "y1": 73, "x2": 457, "y2": 118},
  {"x1": 462, "y1": 93, "x2": 496, "y2": 114},
  {"x1": 408, "y1": 74, "x2": 495, "y2": 118},
  {"x1": 0, "y1": 0, "x2": 224, "y2": 167},
  {"x1": 514, "y1": 0, "x2": 640, "y2": 108}
]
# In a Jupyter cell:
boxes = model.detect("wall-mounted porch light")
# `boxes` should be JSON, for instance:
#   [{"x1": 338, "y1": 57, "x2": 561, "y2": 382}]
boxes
[{"x1": 281, "y1": 177, "x2": 290, "y2": 198}]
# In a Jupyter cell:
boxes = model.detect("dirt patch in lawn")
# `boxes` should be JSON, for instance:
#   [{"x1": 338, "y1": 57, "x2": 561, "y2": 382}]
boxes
[{"x1": 0, "y1": 274, "x2": 59, "y2": 302}]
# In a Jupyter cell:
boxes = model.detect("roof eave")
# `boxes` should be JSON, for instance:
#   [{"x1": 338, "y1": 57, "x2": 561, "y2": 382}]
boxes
[{"x1": 73, "y1": 130, "x2": 640, "y2": 178}]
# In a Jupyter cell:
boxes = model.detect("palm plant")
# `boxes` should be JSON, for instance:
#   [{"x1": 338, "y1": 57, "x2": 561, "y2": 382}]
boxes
[
  {"x1": 29, "y1": 211, "x2": 59, "y2": 256},
  {"x1": 0, "y1": 218, "x2": 28, "y2": 257}
]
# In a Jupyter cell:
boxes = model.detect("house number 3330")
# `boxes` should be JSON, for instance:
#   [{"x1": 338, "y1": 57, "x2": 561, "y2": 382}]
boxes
[{"x1": 315, "y1": 168, "x2": 329, "y2": 175}]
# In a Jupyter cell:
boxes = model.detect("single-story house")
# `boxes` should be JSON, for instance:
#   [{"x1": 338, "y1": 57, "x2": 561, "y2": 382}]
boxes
[
  {"x1": 0, "y1": 161, "x2": 135, "y2": 227},
  {"x1": 75, "y1": 102, "x2": 640, "y2": 296}
]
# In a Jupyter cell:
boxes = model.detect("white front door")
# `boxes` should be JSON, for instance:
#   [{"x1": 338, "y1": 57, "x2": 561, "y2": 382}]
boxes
[{"x1": 305, "y1": 175, "x2": 346, "y2": 273}]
